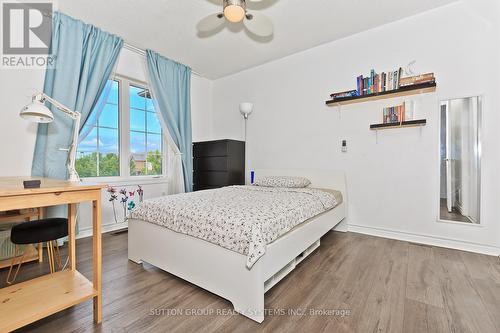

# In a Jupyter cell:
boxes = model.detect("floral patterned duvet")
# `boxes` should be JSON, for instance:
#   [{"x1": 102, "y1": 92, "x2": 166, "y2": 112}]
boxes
[{"x1": 132, "y1": 185, "x2": 338, "y2": 268}]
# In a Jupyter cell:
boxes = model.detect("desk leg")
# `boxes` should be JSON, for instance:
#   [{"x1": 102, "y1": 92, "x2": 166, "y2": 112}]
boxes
[
  {"x1": 92, "y1": 198, "x2": 102, "y2": 324},
  {"x1": 38, "y1": 207, "x2": 44, "y2": 263},
  {"x1": 68, "y1": 204, "x2": 76, "y2": 271}
]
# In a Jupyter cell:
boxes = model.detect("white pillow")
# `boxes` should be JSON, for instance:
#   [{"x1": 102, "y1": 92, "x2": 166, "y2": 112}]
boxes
[{"x1": 253, "y1": 176, "x2": 311, "y2": 188}]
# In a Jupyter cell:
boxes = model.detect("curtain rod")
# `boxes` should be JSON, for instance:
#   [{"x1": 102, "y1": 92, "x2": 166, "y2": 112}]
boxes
[{"x1": 123, "y1": 42, "x2": 202, "y2": 77}]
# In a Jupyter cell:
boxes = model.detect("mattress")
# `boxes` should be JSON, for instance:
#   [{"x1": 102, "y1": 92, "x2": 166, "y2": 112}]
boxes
[
  {"x1": 314, "y1": 188, "x2": 343, "y2": 205},
  {"x1": 132, "y1": 185, "x2": 341, "y2": 268}
]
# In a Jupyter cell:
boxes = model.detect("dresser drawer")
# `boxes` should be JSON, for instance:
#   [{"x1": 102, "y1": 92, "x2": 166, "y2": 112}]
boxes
[
  {"x1": 193, "y1": 141, "x2": 229, "y2": 157},
  {"x1": 193, "y1": 157, "x2": 228, "y2": 171},
  {"x1": 193, "y1": 140, "x2": 245, "y2": 191},
  {"x1": 193, "y1": 184, "x2": 222, "y2": 191},
  {"x1": 194, "y1": 171, "x2": 229, "y2": 186}
]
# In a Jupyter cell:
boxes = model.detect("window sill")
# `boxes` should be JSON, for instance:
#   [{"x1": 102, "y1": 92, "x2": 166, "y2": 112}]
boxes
[{"x1": 81, "y1": 176, "x2": 169, "y2": 187}]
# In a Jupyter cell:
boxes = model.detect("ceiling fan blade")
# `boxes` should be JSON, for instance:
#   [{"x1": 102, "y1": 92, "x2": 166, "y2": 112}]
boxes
[
  {"x1": 197, "y1": 13, "x2": 225, "y2": 33},
  {"x1": 244, "y1": 11, "x2": 273, "y2": 37}
]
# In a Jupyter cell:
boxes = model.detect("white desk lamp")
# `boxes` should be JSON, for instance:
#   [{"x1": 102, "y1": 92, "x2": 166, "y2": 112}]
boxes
[{"x1": 20, "y1": 93, "x2": 81, "y2": 182}]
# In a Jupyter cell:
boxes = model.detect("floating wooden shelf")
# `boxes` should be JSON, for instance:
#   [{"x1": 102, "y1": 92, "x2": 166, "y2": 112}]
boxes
[
  {"x1": 326, "y1": 82, "x2": 436, "y2": 107},
  {"x1": 0, "y1": 270, "x2": 97, "y2": 332},
  {"x1": 370, "y1": 119, "x2": 427, "y2": 130}
]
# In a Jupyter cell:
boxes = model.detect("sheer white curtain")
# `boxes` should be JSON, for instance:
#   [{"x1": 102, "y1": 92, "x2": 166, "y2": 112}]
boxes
[
  {"x1": 165, "y1": 132, "x2": 185, "y2": 195},
  {"x1": 78, "y1": 80, "x2": 113, "y2": 144},
  {"x1": 141, "y1": 57, "x2": 186, "y2": 195}
]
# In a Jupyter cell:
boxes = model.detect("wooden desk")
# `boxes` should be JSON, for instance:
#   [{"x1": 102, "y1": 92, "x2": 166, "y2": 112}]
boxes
[{"x1": 0, "y1": 177, "x2": 105, "y2": 332}]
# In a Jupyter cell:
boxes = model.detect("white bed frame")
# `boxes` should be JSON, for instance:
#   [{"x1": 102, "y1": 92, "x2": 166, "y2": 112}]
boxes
[{"x1": 128, "y1": 169, "x2": 347, "y2": 323}]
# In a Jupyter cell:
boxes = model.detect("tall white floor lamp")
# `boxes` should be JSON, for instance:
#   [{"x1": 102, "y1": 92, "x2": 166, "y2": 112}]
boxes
[{"x1": 240, "y1": 102, "x2": 253, "y2": 183}]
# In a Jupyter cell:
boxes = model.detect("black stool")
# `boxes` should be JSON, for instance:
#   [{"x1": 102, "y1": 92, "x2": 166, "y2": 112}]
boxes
[{"x1": 7, "y1": 218, "x2": 68, "y2": 284}]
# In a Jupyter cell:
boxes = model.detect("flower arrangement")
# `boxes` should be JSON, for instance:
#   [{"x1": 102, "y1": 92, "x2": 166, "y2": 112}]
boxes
[{"x1": 107, "y1": 185, "x2": 144, "y2": 223}]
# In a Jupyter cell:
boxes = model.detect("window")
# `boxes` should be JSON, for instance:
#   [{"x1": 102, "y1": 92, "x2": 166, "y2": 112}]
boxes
[
  {"x1": 76, "y1": 77, "x2": 167, "y2": 179},
  {"x1": 129, "y1": 85, "x2": 163, "y2": 176},
  {"x1": 76, "y1": 80, "x2": 120, "y2": 177}
]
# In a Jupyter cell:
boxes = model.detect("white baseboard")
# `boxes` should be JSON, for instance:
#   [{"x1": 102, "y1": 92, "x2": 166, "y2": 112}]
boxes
[
  {"x1": 348, "y1": 224, "x2": 500, "y2": 256},
  {"x1": 77, "y1": 221, "x2": 128, "y2": 239},
  {"x1": 333, "y1": 218, "x2": 348, "y2": 232},
  {"x1": 77, "y1": 220, "x2": 499, "y2": 257}
]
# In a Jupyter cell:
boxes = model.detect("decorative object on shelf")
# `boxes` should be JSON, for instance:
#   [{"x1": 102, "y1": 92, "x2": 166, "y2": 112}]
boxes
[
  {"x1": 403, "y1": 60, "x2": 417, "y2": 76},
  {"x1": 107, "y1": 185, "x2": 144, "y2": 223},
  {"x1": 20, "y1": 93, "x2": 82, "y2": 182},
  {"x1": 404, "y1": 100, "x2": 415, "y2": 120}
]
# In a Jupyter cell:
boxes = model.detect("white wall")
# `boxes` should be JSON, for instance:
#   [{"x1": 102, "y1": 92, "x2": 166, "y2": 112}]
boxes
[
  {"x1": 191, "y1": 73, "x2": 213, "y2": 142},
  {"x1": 0, "y1": 68, "x2": 44, "y2": 176},
  {"x1": 210, "y1": 1, "x2": 500, "y2": 253}
]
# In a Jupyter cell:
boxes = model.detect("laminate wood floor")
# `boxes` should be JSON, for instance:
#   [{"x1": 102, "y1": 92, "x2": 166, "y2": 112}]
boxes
[
  {"x1": 2, "y1": 231, "x2": 499, "y2": 333},
  {"x1": 439, "y1": 199, "x2": 472, "y2": 223}
]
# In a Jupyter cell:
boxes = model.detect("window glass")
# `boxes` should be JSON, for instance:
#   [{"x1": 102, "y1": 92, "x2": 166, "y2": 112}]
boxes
[
  {"x1": 76, "y1": 79, "x2": 165, "y2": 179},
  {"x1": 129, "y1": 85, "x2": 163, "y2": 176},
  {"x1": 76, "y1": 80, "x2": 120, "y2": 177}
]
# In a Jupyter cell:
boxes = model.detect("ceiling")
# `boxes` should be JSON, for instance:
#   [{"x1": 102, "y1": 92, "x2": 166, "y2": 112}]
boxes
[{"x1": 58, "y1": 0, "x2": 457, "y2": 79}]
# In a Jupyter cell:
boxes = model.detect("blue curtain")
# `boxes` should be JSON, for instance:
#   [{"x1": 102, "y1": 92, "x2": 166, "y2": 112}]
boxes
[
  {"x1": 146, "y1": 50, "x2": 193, "y2": 192},
  {"x1": 32, "y1": 12, "x2": 123, "y2": 179}
]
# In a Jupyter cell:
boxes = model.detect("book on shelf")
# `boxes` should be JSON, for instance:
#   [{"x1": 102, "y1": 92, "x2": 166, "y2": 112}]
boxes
[
  {"x1": 353, "y1": 68, "x2": 405, "y2": 97},
  {"x1": 382, "y1": 101, "x2": 415, "y2": 124},
  {"x1": 330, "y1": 89, "x2": 358, "y2": 99},
  {"x1": 399, "y1": 73, "x2": 435, "y2": 87},
  {"x1": 328, "y1": 69, "x2": 435, "y2": 101}
]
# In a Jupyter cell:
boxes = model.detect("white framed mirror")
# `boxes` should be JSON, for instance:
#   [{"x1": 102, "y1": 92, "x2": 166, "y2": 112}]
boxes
[{"x1": 439, "y1": 96, "x2": 481, "y2": 224}]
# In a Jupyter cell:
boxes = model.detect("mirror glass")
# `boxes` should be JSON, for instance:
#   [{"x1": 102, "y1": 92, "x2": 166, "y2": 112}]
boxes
[{"x1": 439, "y1": 96, "x2": 481, "y2": 224}]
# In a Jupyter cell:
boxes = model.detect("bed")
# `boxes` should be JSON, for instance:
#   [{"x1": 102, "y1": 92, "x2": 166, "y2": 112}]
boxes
[{"x1": 128, "y1": 169, "x2": 347, "y2": 323}]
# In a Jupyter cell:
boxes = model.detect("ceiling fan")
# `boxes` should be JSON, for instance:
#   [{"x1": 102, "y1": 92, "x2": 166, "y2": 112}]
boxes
[{"x1": 197, "y1": 0, "x2": 274, "y2": 37}]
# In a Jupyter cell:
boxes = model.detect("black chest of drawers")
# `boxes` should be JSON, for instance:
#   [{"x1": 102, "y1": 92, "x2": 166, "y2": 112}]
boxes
[{"x1": 193, "y1": 139, "x2": 245, "y2": 191}]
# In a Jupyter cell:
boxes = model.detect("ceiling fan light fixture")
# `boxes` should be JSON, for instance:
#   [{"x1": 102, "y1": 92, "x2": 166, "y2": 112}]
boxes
[{"x1": 223, "y1": 0, "x2": 246, "y2": 23}]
